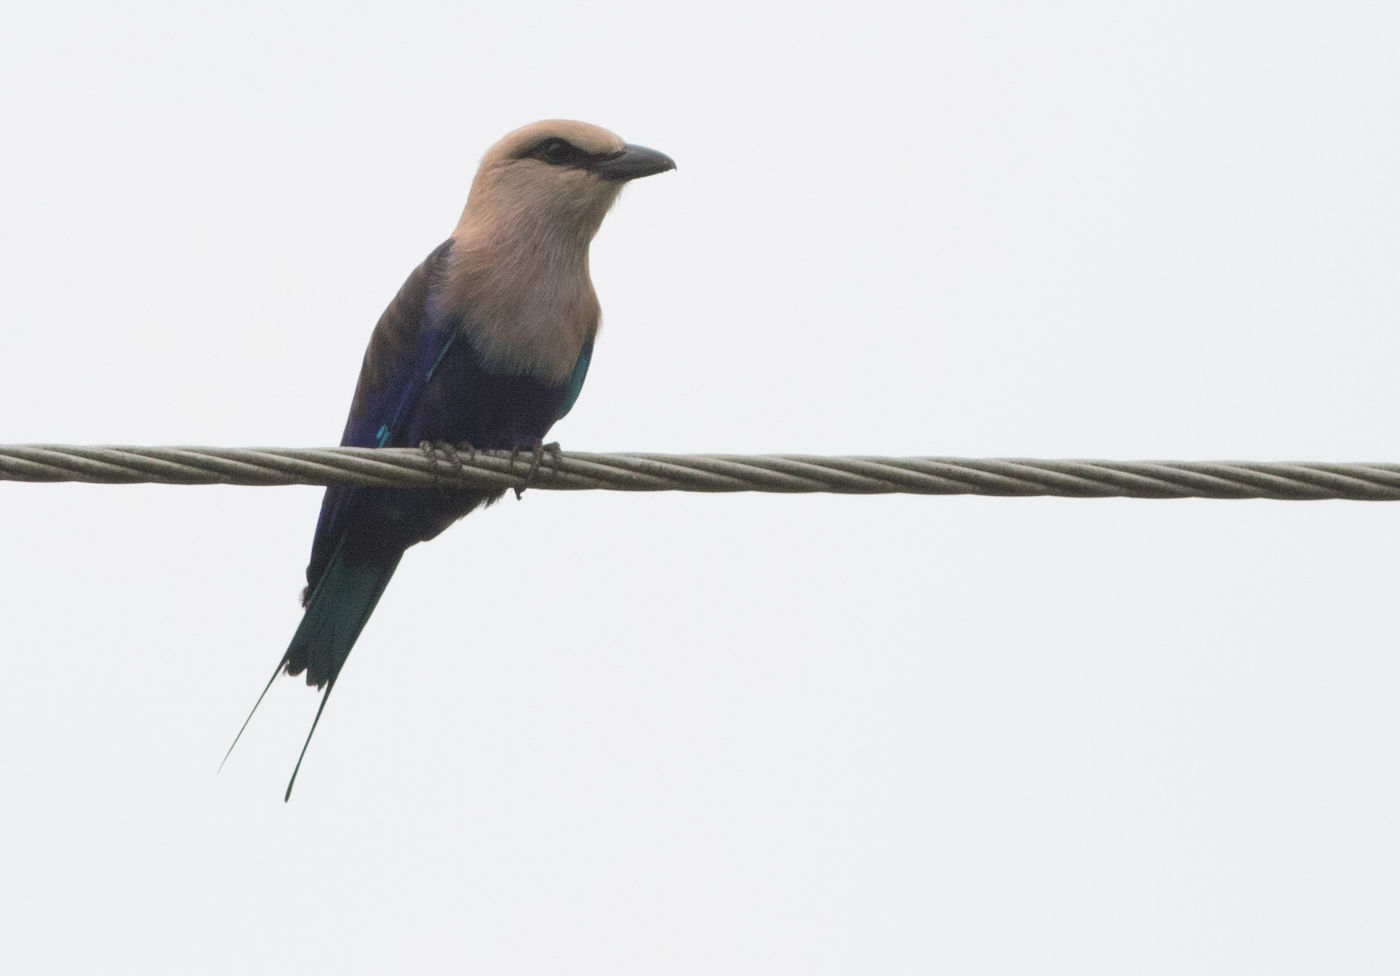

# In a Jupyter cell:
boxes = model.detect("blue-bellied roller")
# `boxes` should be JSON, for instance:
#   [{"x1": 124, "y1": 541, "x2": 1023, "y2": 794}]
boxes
[{"x1": 225, "y1": 121, "x2": 674, "y2": 798}]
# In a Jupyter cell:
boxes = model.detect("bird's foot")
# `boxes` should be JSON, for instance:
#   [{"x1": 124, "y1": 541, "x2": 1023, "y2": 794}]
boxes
[
  {"x1": 420, "y1": 440, "x2": 472, "y2": 494},
  {"x1": 513, "y1": 440, "x2": 561, "y2": 499}
]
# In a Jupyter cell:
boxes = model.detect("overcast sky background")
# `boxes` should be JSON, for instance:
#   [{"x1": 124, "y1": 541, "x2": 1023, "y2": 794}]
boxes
[{"x1": 3, "y1": 2, "x2": 1400, "y2": 973}]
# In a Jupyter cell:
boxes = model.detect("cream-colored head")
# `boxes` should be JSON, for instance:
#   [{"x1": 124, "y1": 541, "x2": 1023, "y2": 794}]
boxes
[
  {"x1": 444, "y1": 121, "x2": 675, "y2": 383},
  {"x1": 455, "y1": 120, "x2": 674, "y2": 248}
]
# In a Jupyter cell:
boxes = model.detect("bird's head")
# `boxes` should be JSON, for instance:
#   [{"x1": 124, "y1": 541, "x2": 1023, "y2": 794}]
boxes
[{"x1": 458, "y1": 120, "x2": 675, "y2": 247}]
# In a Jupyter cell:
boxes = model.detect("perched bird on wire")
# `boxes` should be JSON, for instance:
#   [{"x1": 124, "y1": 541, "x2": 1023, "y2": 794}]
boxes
[{"x1": 223, "y1": 120, "x2": 675, "y2": 798}]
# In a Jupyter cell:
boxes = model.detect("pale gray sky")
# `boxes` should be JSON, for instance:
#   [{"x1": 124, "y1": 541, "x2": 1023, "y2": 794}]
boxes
[{"x1": 3, "y1": 2, "x2": 1400, "y2": 973}]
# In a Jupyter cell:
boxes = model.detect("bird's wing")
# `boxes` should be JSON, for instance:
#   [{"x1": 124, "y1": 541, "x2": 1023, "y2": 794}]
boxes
[
  {"x1": 557, "y1": 336, "x2": 593, "y2": 421},
  {"x1": 304, "y1": 239, "x2": 457, "y2": 592},
  {"x1": 342, "y1": 238, "x2": 458, "y2": 450}
]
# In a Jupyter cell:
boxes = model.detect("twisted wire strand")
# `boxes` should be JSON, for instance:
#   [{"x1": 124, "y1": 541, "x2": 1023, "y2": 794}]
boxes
[{"x1": 4, "y1": 444, "x2": 1400, "y2": 500}]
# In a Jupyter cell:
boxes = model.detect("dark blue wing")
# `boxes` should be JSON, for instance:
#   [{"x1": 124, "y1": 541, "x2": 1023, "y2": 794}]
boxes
[
  {"x1": 341, "y1": 239, "x2": 458, "y2": 452},
  {"x1": 303, "y1": 240, "x2": 457, "y2": 594}
]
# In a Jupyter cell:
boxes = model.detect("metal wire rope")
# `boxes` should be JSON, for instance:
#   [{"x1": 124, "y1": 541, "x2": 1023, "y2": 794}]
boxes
[{"x1": 5, "y1": 444, "x2": 1400, "y2": 500}]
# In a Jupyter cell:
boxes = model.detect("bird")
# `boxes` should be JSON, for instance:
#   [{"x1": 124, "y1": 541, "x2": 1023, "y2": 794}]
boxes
[{"x1": 224, "y1": 120, "x2": 675, "y2": 799}]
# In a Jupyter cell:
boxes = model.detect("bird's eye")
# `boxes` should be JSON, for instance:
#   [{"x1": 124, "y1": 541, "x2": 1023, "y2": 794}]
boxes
[{"x1": 534, "y1": 138, "x2": 581, "y2": 165}]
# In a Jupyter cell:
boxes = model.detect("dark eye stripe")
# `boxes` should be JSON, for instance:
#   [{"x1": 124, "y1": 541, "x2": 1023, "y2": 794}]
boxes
[{"x1": 527, "y1": 138, "x2": 590, "y2": 167}]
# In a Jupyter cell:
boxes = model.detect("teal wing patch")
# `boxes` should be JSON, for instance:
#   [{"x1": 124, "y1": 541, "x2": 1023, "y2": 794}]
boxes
[{"x1": 557, "y1": 337, "x2": 593, "y2": 421}]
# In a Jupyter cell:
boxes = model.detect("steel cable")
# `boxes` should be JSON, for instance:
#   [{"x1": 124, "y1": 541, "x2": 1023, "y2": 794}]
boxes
[{"x1": 5, "y1": 444, "x2": 1400, "y2": 500}]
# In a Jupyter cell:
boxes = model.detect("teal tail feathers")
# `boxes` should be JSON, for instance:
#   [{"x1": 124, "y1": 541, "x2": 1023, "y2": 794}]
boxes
[
  {"x1": 285, "y1": 547, "x2": 404, "y2": 690},
  {"x1": 220, "y1": 546, "x2": 404, "y2": 801}
]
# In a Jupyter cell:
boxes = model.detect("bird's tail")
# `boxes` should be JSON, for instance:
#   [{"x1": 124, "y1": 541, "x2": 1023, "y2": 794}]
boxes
[
  {"x1": 285, "y1": 545, "x2": 404, "y2": 690},
  {"x1": 220, "y1": 544, "x2": 403, "y2": 800}
]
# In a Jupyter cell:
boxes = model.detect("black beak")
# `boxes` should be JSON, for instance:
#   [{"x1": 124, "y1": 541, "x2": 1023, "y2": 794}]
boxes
[{"x1": 591, "y1": 143, "x2": 677, "y2": 182}]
